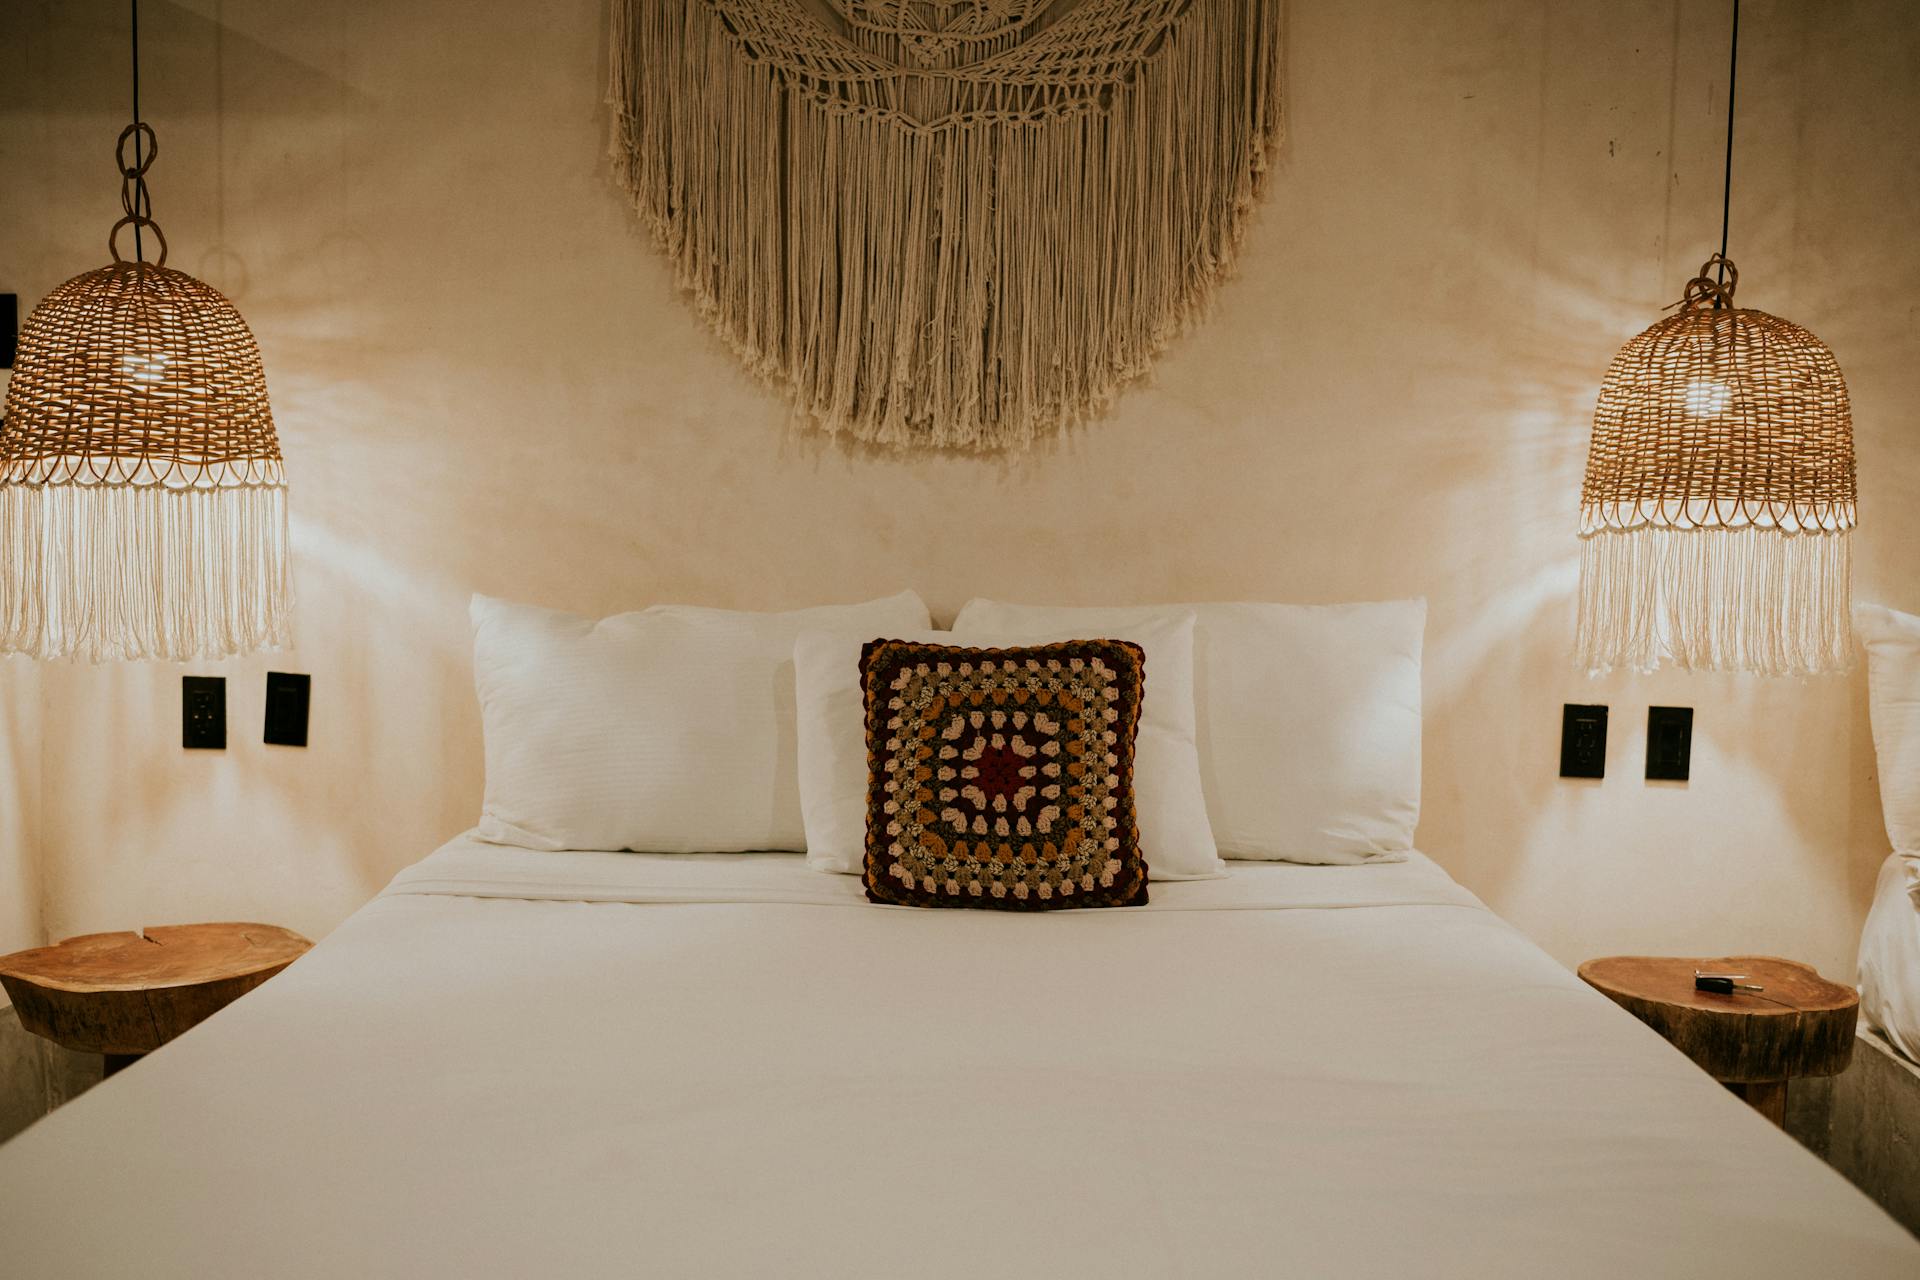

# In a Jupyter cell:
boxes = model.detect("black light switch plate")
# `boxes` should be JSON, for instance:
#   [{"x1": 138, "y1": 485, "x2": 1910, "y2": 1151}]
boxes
[
  {"x1": 264, "y1": 672, "x2": 311, "y2": 747},
  {"x1": 1560, "y1": 704, "x2": 1607, "y2": 779},
  {"x1": 1, "y1": 293, "x2": 16, "y2": 369},
  {"x1": 182, "y1": 676, "x2": 227, "y2": 749},
  {"x1": 1647, "y1": 706, "x2": 1694, "y2": 782}
]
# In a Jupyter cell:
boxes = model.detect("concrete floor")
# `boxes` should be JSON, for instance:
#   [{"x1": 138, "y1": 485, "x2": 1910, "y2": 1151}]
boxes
[
  {"x1": 1787, "y1": 1029, "x2": 1920, "y2": 1239},
  {"x1": 0, "y1": 1005, "x2": 101, "y2": 1147}
]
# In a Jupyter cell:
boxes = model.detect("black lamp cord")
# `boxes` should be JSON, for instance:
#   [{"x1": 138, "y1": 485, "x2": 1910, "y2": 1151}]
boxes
[
  {"x1": 1714, "y1": 0, "x2": 1739, "y2": 304},
  {"x1": 130, "y1": 0, "x2": 143, "y2": 262}
]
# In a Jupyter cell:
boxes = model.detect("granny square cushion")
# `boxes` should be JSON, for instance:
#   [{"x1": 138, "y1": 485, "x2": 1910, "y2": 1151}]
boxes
[
  {"x1": 1858, "y1": 603, "x2": 1920, "y2": 855},
  {"x1": 859, "y1": 638, "x2": 1150, "y2": 911},
  {"x1": 794, "y1": 614, "x2": 1220, "y2": 879},
  {"x1": 471, "y1": 589, "x2": 932, "y2": 853},
  {"x1": 952, "y1": 598, "x2": 1425, "y2": 864}
]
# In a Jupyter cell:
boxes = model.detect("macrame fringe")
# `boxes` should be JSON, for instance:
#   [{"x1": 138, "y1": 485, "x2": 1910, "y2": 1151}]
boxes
[
  {"x1": 1575, "y1": 525, "x2": 1852, "y2": 676},
  {"x1": 0, "y1": 483, "x2": 291, "y2": 662},
  {"x1": 607, "y1": 0, "x2": 1283, "y2": 450}
]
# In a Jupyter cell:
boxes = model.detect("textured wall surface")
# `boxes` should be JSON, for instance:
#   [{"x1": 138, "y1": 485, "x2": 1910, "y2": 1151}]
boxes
[
  {"x1": 0, "y1": 661, "x2": 38, "y2": 960},
  {"x1": 0, "y1": 0, "x2": 1915, "y2": 975},
  {"x1": 0, "y1": 659, "x2": 43, "y2": 1135}
]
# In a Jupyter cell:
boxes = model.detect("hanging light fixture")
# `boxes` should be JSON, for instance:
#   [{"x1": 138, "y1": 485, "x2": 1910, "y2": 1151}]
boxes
[
  {"x1": 0, "y1": 0, "x2": 288, "y2": 662},
  {"x1": 1577, "y1": 0, "x2": 1854, "y2": 676}
]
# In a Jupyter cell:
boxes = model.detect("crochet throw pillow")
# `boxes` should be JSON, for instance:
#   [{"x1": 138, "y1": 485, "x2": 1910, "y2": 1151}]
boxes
[{"x1": 860, "y1": 638, "x2": 1149, "y2": 910}]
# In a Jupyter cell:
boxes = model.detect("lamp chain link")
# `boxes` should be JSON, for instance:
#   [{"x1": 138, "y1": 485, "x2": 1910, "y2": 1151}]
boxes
[{"x1": 109, "y1": 121, "x2": 167, "y2": 267}]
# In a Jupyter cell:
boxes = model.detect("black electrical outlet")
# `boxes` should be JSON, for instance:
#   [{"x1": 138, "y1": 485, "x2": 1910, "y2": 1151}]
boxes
[
  {"x1": 1, "y1": 293, "x2": 16, "y2": 369},
  {"x1": 182, "y1": 676, "x2": 227, "y2": 750},
  {"x1": 1647, "y1": 706, "x2": 1694, "y2": 782},
  {"x1": 1560, "y1": 704, "x2": 1607, "y2": 779},
  {"x1": 264, "y1": 671, "x2": 311, "y2": 747}
]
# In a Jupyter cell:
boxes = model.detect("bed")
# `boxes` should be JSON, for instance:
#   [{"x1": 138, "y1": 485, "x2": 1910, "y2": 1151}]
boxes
[
  {"x1": 0, "y1": 834, "x2": 1913, "y2": 1277},
  {"x1": 1861, "y1": 852, "x2": 1920, "y2": 1066},
  {"x1": 1859, "y1": 604, "x2": 1920, "y2": 1070}
]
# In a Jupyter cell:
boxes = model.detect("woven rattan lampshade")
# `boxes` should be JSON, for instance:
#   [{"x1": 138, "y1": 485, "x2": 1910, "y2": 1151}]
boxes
[
  {"x1": 0, "y1": 119, "x2": 288, "y2": 662},
  {"x1": 1576, "y1": 256, "x2": 1855, "y2": 675}
]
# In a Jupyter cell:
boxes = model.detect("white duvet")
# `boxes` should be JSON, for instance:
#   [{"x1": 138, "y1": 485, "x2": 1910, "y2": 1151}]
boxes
[
  {"x1": 1860, "y1": 852, "x2": 1920, "y2": 1065},
  {"x1": 0, "y1": 835, "x2": 1913, "y2": 1278}
]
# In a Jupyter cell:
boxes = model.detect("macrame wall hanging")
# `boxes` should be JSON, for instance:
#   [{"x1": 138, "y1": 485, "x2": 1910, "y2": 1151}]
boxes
[{"x1": 609, "y1": 0, "x2": 1283, "y2": 450}]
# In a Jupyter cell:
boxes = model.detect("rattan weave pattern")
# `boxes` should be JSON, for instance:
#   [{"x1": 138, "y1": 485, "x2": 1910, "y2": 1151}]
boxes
[
  {"x1": 1581, "y1": 258, "x2": 1854, "y2": 536},
  {"x1": 1575, "y1": 256, "x2": 1855, "y2": 676},
  {"x1": 0, "y1": 112, "x2": 289, "y2": 661},
  {"x1": 0, "y1": 260, "x2": 284, "y2": 490}
]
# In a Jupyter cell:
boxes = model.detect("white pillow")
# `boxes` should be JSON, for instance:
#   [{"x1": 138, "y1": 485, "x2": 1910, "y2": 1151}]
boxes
[
  {"x1": 952, "y1": 598, "x2": 1425, "y2": 864},
  {"x1": 794, "y1": 615, "x2": 1223, "y2": 880},
  {"x1": 471, "y1": 590, "x2": 932, "y2": 853},
  {"x1": 1858, "y1": 604, "x2": 1920, "y2": 854}
]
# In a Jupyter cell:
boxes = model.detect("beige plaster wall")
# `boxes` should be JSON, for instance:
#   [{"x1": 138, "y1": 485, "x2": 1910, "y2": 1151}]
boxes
[
  {"x1": 1, "y1": 0, "x2": 1914, "y2": 972},
  {"x1": 0, "y1": 662, "x2": 40, "y2": 965}
]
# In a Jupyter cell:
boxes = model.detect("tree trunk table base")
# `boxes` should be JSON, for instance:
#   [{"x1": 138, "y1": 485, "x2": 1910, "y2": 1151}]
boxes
[{"x1": 1725, "y1": 1079, "x2": 1788, "y2": 1126}]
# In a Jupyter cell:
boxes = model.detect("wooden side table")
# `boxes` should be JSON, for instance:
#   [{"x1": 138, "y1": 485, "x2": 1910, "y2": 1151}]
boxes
[
  {"x1": 0, "y1": 923, "x2": 311, "y2": 1076},
  {"x1": 1578, "y1": 954, "x2": 1858, "y2": 1125}
]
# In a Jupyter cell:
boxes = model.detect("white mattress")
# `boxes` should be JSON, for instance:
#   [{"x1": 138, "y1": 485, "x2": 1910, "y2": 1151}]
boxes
[
  {"x1": 1860, "y1": 852, "x2": 1920, "y2": 1065},
  {"x1": 0, "y1": 834, "x2": 1913, "y2": 1278}
]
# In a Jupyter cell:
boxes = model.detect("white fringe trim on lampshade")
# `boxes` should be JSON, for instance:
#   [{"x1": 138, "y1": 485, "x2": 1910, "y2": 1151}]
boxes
[
  {"x1": 0, "y1": 482, "x2": 291, "y2": 662},
  {"x1": 1575, "y1": 524, "x2": 1852, "y2": 677}
]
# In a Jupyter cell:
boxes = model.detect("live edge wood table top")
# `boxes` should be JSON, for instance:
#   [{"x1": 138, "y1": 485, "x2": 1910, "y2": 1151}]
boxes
[
  {"x1": 0, "y1": 923, "x2": 311, "y2": 1074},
  {"x1": 1578, "y1": 954, "x2": 1858, "y2": 1126}
]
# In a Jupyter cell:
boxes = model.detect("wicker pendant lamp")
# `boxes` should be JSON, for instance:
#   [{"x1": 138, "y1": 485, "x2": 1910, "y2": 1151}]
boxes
[
  {"x1": 1576, "y1": 0, "x2": 1854, "y2": 676},
  {"x1": 0, "y1": 1, "x2": 288, "y2": 662}
]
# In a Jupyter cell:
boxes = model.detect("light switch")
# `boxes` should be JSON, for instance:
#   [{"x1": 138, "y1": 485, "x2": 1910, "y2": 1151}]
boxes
[
  {"x1": 264, "y1": 672, "x2": 310, "y2": 747},
  {"x1": 1560, "y1": 704, "x2": 1607, "y2": 779},
  {"x1": 1647, "y1": 706, "x2": 1693, "y2": 782}
]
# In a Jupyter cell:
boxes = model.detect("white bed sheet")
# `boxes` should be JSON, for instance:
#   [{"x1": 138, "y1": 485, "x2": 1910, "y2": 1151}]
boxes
[
  {"x1": 0, "y1": 834, "x2": 1913, "y2": 1278},
  {"x1": 1860, "y1": 852, "x2": 1920, "y2": 1065}
]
